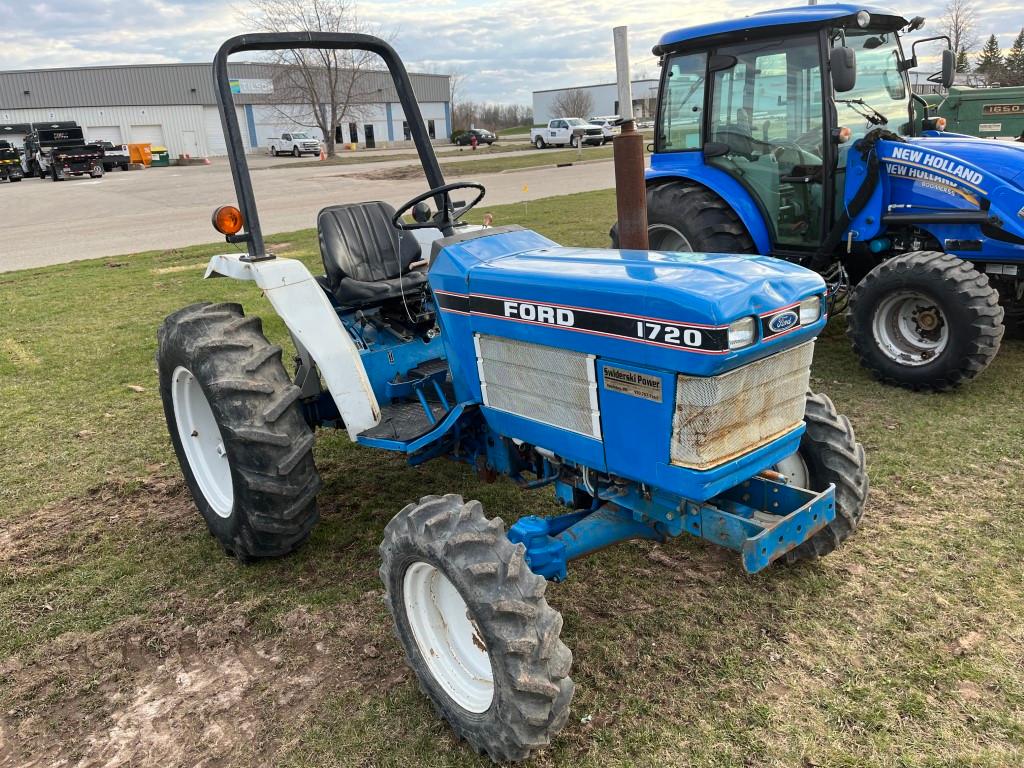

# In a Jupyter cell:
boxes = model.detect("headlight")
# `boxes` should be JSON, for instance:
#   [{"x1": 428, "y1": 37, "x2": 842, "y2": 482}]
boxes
[
  {"x1": 728, "y1": 316, "x2": 756, "y2": 349},
  {"x1": 799, "y1": 296, "x2": 822, "y2": 325},
  {"x1": 856, "y1": 10, "x2": 871, "y2": 27}
]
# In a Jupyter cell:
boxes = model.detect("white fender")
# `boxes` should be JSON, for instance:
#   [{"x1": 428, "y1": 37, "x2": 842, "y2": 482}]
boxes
[{"x1": 205, "y1": 253, "x2": 380, "y2": 440}]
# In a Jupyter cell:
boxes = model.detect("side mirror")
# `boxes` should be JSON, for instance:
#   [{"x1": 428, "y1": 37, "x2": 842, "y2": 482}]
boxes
[
  {"x1": 830, "y1": 46, "x2": 857, "y2": 92},
  {"x1": 941, "y1": 48, "x2": 955, "y2": 88}
]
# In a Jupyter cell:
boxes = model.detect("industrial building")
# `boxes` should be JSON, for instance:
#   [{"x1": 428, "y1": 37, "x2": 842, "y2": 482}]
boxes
[
  {"x1": 532, "y1": 79, "x2": 659, "y2": 124},
  {"x1": 0, "y1": 62, "x2": 451, "y2": 159}
]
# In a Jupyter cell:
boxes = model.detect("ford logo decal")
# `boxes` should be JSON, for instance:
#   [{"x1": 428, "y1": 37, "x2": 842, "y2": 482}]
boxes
[{"x1": 768, "y1": 310, "x2": 799, "y2": 333}]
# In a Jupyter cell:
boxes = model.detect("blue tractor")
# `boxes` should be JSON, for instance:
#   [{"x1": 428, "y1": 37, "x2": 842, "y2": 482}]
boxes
[
  {"x1": 157, "y1": 32, "x2": 867, "y2": 761},
  {"x1": 617, "y1": 4, "x2": 1023, "y2": 391}
]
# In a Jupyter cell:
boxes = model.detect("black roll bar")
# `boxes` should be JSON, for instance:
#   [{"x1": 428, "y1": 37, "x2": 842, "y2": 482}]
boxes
[{"x1": 213, "y1": 32, "x2": 447, "y2": 261}]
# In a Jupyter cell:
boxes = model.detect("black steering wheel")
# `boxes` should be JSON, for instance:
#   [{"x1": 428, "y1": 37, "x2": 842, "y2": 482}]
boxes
[{"x1": 392, "y1": 181, "x2": 486, "y2": 235}]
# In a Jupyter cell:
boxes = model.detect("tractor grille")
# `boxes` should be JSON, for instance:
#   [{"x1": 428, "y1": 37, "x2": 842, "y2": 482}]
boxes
[
  {"x1": 475, "y1": 334, "x2": 601, "y2": 438},
  {"x1": 670, "y1": 342, "x2": 813, "y2": 470}
]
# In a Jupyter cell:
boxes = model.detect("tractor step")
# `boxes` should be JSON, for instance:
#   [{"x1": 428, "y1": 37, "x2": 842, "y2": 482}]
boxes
[{"x1": 359, "y1": 400, "x2": 448, "y2": 442}]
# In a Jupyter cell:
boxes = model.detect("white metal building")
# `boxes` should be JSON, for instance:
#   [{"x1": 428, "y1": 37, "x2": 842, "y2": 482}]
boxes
[
  {"x1": 533, "y1": 79, "x2": 659, "y2": 124},
  {"x1": 0, "y1": 62, "x2": 451, "y2": 158}
]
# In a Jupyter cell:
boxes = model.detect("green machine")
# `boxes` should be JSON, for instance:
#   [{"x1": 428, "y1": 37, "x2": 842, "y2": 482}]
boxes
[{"x1": 935, "y1": 86, "x2": 1024, "y2": 140}]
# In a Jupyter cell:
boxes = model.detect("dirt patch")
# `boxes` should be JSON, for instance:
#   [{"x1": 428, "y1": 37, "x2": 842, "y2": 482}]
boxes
[
  {"x1": 0, "y1": 482, "x2": 407, "y2": 768},
  {"x1": 333, "y1": 165, "x2": 423, "y2": 181}
]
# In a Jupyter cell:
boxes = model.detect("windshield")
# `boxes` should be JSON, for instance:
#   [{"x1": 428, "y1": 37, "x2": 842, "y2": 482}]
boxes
[
  {"x1": 565, "y1": 118, "x2": 587, "y2": 126},
  {"x1": 833, "y1": 29, "x2": 910, "y2": 139},
  {"x1": 291, "y1": 133, "x2": 311, "y2": 139}
]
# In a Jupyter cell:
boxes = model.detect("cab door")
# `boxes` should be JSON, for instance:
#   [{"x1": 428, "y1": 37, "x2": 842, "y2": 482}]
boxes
[{"x1": 705, "y1": 34, "x2": 827, "y2": 252}]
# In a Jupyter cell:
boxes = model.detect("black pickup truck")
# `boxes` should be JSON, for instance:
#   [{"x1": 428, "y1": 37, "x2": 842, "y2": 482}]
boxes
[
  {"x1": 0, "y1": 140, "x2": 23, "y2": 182},
  {"x1": 25, "y1": 124, "x2": 105, "y2": 181}
]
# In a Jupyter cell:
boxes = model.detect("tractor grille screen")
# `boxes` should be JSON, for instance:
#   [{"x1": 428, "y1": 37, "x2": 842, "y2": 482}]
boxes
[
  {"x1": 670, "y1": 342, "x2": 813, "y2": 470},
  {"x1": 475, "y1": 334, "x2": 601, "y2": 439}
]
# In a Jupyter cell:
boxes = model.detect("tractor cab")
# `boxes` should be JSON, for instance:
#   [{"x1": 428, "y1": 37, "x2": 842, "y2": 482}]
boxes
[{"x1": 652, "y1": 4, "x2": 936, "y2": 255}]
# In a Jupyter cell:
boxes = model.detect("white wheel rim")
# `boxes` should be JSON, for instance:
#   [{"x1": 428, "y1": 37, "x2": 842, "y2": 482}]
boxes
[
  {"x1": 648, "y1": 224, "x2": 693, "y2": 252},
  {"x1": 774, "y1": 451, "x2": 810, "y2": 489},
  {"x1": 403, "y1": 561, "x2": 494, "y2": 713},
  {"x1": 171, "y1": 365, "x2": 234, "y2": 518},
  {"x1": 871, "y1": 290, "x2": 949, "y2": 366}
]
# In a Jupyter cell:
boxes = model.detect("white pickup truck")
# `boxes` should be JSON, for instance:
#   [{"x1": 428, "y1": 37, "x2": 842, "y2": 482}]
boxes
[
  {"x1": 267, "y1": 132, "x2": 322, "y2": 157},
  {"x1": 531, "y1": 118, "x2": 605, "y2": 149}
]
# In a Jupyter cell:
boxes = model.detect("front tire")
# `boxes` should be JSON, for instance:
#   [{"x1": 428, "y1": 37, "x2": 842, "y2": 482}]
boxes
[
  {"x1": 157, "y1": 302, "x2": 321, "y2": 560},
  {"x1": 569, "y1": 135, "x2": 579, "y2": 148},
  {"x1": 380, "y1": 495, "x2": 573, "y2": 762},
  {"x1": 775, "y1": 392, "x2": 868, "y2": 563},
  {"x1": 292, "y1": 146, "x2": 300, "y2": 157},
  {"x1": 847, "y1": 251, "x2": 1004, "y2": 391},
  {"x1": 611, "y1": 181, "x2": 757, "y2": 253}
]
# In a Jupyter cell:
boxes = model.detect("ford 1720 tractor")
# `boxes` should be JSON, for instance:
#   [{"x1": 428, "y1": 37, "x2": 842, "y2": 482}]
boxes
[
  {"x1": 617, "y1": 4, "x2": 1024, "y2": 391},
  {"x1": 157, "y1": 32, "x2": 868, "y2": 761}
]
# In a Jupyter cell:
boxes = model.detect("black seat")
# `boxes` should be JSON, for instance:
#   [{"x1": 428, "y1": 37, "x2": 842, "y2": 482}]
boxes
[{"x1": 317, "y1": 201, "x2": 428, "y2": 308}]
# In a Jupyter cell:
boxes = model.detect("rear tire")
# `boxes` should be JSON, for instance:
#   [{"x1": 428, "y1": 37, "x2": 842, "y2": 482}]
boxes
[
  {"x1": 157, "y1": 302, "x2": 321, "y2": 561},
  {"x1": 380, "y1": 495, "x2": 573, "y2": 762},
  {"x1": 610, "y1": 181, "x2": 757, "y2": 253},
  {"x1": 847, "y1": 251, "x2": 1004, "y2": 391},
  {"x1": 776, "y1": 392, "x2": 868, "y2": 563},
  {"x1": 534, "y1": 136, "x2": 545, "y2": 149}
]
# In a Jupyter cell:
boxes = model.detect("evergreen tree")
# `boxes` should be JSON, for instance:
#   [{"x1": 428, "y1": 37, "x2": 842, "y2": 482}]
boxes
[
  {"x1": 956, "y1": 47, "x2": 971, "y2": 73},
  {"x1": 975, "y1": 34, "x2": 1005, "y2": 81},
  {"x1": 1004, "y1": 29, "x2": 1024, "y2": 86}
]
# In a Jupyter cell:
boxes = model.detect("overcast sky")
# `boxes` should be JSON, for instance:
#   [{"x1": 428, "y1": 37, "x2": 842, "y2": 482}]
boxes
[{"x1": 2, "y1": 0, "x2": 1023, "y2": 104}]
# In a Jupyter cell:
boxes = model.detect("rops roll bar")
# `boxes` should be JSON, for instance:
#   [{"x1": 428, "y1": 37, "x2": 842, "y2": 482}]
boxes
[{"x1": 213, "y1": 32, "x2": 447, "y2": 261}]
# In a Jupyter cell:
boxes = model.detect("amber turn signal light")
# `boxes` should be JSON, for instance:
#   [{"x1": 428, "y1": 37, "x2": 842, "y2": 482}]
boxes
[
  {"x1": 212, "y1": 205, "x2": 243, "y2": 236},
  {"x1": 934, "y1": 117, "x2": 947, "y2": 131},
  {"x1": 834, "y1": 126, "x2": 852, "y2": 144}
]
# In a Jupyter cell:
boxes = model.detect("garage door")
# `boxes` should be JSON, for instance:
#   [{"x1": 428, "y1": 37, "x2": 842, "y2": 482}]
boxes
[
  {"x1": 130, "y1": 124, "x2": 165, "y2": 147},
  {"x1": 86, "y1": 125, "x2": 122, "y2": 144},
  {"x1": 204, "y1": 106, "x2": 250, "y2": 156}
]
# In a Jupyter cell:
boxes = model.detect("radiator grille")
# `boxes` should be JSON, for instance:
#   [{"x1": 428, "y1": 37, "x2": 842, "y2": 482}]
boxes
[
  {"x1": 670, "y1": 342, "x2": 813, "y2": 470},
  {"x1": 475, "y1": 334, "x2": 601, "y2": 439}
]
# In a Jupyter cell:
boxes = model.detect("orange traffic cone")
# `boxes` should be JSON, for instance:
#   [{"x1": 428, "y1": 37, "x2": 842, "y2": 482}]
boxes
[{"x1": 319, "y1": 147, "x2": 327, "y2": 161}]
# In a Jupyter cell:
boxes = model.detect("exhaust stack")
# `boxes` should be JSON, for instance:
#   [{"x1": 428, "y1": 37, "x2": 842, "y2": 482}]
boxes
[{"x1": 612, "y1": 26, "x2": 650, "y2": 251}]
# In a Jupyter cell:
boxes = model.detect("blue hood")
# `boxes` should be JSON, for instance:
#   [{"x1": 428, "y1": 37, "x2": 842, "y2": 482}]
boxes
[{"x1": 910, "y1": 135, "x2": 1024, "y2": 187}]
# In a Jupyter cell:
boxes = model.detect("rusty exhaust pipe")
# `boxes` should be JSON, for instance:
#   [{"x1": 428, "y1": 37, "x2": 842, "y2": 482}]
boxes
[{"x1": 612, "y1": 26, "x2": 649, "y2": 251}]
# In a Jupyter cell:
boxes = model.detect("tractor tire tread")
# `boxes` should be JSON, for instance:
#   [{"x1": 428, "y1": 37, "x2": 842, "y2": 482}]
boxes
[
  {"x1": 380, "y1": 494, "x2": 573, "y2": 762},
  {"x1": 847, "y1": 251, "x2": 1004, "y2": 391},
  {"x1": 783, "y1": 392, "x2": 868, "y2": 564},
  {"x1": 157, "y1": 302, "x2": 320, "y2": 560}
]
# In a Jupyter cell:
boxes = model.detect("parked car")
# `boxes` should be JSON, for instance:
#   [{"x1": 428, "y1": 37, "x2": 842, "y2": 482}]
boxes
[
  {"x1": 91, "y1": 141, "x2": 130, "y2": 171},
  {"x1": 454, "y1": 128, "x2": 497, "y2": 146},
  {"x1": 267, "y1": 132, "x2": 322, "y2": 157},
  {"x1": 531, "y1": 118, "x2": 604, "y2": 148},
  {"x1": 588, "y1": 117, "x2": 620, "y2": 144}
]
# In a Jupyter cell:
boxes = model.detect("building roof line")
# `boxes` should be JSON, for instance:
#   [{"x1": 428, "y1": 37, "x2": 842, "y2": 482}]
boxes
[{"x1": 532, "y1": 78, "x2": 658, "y2": 95}]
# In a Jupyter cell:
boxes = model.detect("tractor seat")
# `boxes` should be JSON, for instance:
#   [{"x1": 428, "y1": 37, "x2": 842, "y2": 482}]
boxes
[{"x1": 317, "y1": 201, "x2": 427, "y2": 308}]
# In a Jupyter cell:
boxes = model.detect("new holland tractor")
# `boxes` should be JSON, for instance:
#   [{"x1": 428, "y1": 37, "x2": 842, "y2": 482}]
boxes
[
  {"x1": 157, "y1": 32, "x2": 868, "y2": 761},
  {"x1": 616, "y1": 4, "x2": 1024, "y2": 391}
]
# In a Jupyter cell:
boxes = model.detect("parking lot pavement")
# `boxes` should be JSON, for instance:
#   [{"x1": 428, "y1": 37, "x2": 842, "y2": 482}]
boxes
[{"x1": 0, "y1": 154, "x2": 612, "y2": 272}]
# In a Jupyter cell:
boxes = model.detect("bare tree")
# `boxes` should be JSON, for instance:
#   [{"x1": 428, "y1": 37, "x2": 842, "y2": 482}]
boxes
[
  {"x1": 940, "y1": 0, "x2": 980, "y2": 57},
  {"x1": 243, "y1": 0, "x2": 388, "y2": 156},
  {"x1": 551, "y1": 88, "x2": 594, "y2": 119}
]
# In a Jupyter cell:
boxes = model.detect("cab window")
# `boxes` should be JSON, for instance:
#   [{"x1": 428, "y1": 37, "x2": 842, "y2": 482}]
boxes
[
  {"x1": 657, "y1": 52, "x2": 706, "y2": 151},
  {"x1": 707, "y1": 35, "x2": 824, "y2": 249}
]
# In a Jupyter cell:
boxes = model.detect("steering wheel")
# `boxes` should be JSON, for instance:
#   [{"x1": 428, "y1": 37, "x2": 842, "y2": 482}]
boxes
[{"x1": 392, "y1": 182, "x2": 486, "y2": 235}]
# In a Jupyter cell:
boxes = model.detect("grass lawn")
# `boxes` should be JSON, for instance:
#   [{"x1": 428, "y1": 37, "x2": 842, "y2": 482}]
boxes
[
  {"x1": 271, "y1": 140, "x2": 536, "y2": 169},
  {"x1": 346, "y1": 145, "x2": 622, "y2": 181},
  {"x1": 1, "y1": 188, "x2": 1023, "y2": 766}
]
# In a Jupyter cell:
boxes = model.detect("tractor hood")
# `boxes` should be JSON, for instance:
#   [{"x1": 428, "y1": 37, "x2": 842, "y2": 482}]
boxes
[
  {"x1": 908, "y1": 134, "x2": 1024, "y2": 187},
  {"x1": 429, "y1": 227, "x2": 826, "y2": 378}
]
